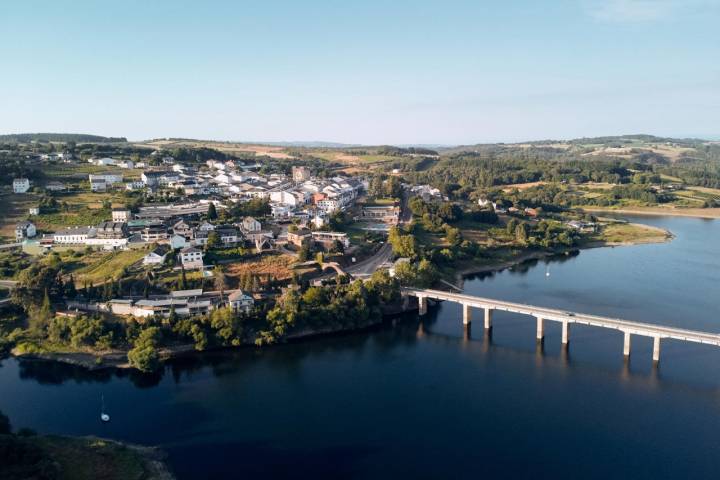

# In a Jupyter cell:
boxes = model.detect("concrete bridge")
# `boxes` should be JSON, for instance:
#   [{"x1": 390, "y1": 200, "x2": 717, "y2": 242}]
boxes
[{"x1": 402, "y1": 287, "x2": 720, "y2": 365}]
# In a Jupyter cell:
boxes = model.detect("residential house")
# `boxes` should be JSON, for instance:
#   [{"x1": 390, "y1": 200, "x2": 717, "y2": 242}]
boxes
[
  {"x1": 180, "y1": 247, "x2": 204, "y2": 269},
  {"x1": 241, "y1": 216, "x2": 261, "y2": 233},
  {"x1": 287, "y1": 227, "x2": 312, "y2": 247},
  {"x1": 228, "y1": 290, "x2": 255, "y2": 313},
  {"x1": 143, "y1": 244, "x2": 170, "y2": 266},
  {"x1": 311, "y1": 231, "x2": 350, "y2": 250},
  {"x1": 88, "y1": 173, "x2": 123, "y2": 185},
  {"x1": 197, "y1": 221, "x2": 215, "y2": 232},
  {"x1": 90, "y1": 178, "x2": 106, "y2": 192},
  {"x1": 172, "y1": 220, "x2": 193, "y2": 237},
  {"x1": 140, "y1": 224, "x2": 169, "y2": 242},
  {"x1": 170, "y1": 234, "x2": 187, "y2": 249},
  {"x1": 112, "y1": 209, "x2": 131, "y2": 223},
  {"x1": 13, "y1": 178, "x2": 30, "y2": 193},
  {"x1": 15, "y1": 221, "x2": 36, "y2": 241}
]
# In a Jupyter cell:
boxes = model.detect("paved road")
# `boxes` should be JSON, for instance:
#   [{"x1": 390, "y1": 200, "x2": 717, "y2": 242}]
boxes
[{"x1": 345, "y1": 242, "x2": 393, "y2": 278}]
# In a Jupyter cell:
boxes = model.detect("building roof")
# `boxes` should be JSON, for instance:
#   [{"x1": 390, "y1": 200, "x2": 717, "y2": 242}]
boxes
[
  {"x1": 228, "y1": 290, "x2": 252, "y2": 301},
  {"x1": 149, "y1": 244, "x2": 170, "y2": 256},
  {"x1": 181, "y1": 246, "x2": 202, "y2": 254}
]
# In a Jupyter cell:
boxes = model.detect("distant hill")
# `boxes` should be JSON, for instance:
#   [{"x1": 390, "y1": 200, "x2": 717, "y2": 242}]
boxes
[
  {"x1": 0, "y1": 133, "x2": 127, "y2": 143},
  {"x1": 441, "y1": 134, "x2": 711, "y2": 155}
]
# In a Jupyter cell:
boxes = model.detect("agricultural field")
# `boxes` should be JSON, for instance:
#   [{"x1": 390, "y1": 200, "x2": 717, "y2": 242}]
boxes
[
  {"x1": 225, "y1": 254, "x2": 295, "y2": 281},
  {"x1": 136, "y1": 139, "x2": 296, "y2": 159},
  {"x1": 0, "y1": 192, "x2": 38, "y2": 239}
]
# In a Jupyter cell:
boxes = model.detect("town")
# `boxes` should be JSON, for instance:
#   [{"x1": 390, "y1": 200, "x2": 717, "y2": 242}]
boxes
[{"x1": 1, "y1": 134, "x2": 716, "y2": 374}]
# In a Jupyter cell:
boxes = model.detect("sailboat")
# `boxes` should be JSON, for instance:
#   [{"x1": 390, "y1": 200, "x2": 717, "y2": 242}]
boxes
[{"x1": 100, "y1": 394, "x2": 110, "y2": 423}]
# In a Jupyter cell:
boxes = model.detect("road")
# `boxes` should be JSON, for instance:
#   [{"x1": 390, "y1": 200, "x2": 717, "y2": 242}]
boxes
[{"x1": 345, "y1": 242, "x2": 393, "y2": 278}]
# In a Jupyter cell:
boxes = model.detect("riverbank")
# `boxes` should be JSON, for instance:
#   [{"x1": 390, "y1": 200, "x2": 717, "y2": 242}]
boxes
[
  {"x1": 0, "y1": 434, "x2": 174, "y2": 480},
  {"x1": 581, "y1": 206, "x2": 720, "y2": 219},
  {"x1": 9, "y1": 311, "x2": 398, "y2": 371},
  {"x1": 453, "y1": 221, "x2": 672, "y2": 284}
]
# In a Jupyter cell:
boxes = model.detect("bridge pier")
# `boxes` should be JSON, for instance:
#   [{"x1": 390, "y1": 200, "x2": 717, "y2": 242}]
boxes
[
  {"x1": 484, "y1": 308, "x2": 493, "y2": 330},
  {"x1": 462, "y1": 303, "x2": 472, "y2": 325},
  {"x1": 418, "y1": 296, "x2": 427, "y2": 316},
  {"x1": 653, "y1": 337, "x2": 661, "y2": 364},
  {"x1": 623, "y1": 332, "x2": 631, "y2": 357},
  {"x1": 561, "y1": 320, "x2": 569, "y2": 346},
  {"x1": 536, "y1": 317, "x2": 544, "y2": 341}
]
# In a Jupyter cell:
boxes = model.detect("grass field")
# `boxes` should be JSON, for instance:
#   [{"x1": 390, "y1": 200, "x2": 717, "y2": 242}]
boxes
[
  {"x1": 73, "y1": 249, "x2": 148, "y2": 284},
  {"x1": 585, "y1": 222, "x2": 670, "y2": 245}
]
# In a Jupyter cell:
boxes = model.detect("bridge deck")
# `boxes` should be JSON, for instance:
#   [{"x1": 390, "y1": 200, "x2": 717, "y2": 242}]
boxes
[{"x1": 403, "y1": 288, "x2": 720, "y2": 346}]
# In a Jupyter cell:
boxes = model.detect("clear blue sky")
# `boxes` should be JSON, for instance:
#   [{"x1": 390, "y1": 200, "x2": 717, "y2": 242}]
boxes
[{"x1": 1, "y1": 0, "x2": 718, "y2": 144}]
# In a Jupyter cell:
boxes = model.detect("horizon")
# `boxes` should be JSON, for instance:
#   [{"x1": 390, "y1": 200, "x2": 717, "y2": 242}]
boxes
[
  {"x1": 2, "y1": 1, "x2": 719, "y2": 144},
  {"x1": 2, "y1": 131, "x2": 719, "y2": 147}
]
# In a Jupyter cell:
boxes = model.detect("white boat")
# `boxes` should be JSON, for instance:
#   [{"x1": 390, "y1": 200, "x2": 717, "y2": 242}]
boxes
[{"x1": 101, "y1": 394, "x2": 110, "y2": 423}]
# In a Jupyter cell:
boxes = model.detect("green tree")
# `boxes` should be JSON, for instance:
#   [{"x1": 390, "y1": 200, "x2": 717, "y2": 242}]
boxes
[
  {"x1": 207, "y1": 202, "x2": 218, "y2": 220},
  {"x1": 206, "y1": 231, "x2": 221, "y2": 250},
  {"x1": 127, "y1": 327, "x2": 161, "y2": 372}
]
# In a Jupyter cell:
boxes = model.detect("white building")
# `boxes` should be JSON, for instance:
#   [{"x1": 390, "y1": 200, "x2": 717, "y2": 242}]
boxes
[
  {"x1": 311, "y1": 231, "x2": 350, "y2": 249},
  {"x1": 197, "y1": 221, "x2": 215, "y2": 232},
  {"x1": 13, "y1": 178, "x2": 30, "y2": 193},
  {"x1": 180, "y1": 247, "x2": 204, "y2": 269},
  {"x1": 92, "y1": 157, "x2": 117, "y2": 166},
  {"x1": 143, "y1": 245, "x2": 170, "y2": 266},
  {"x1": 112, "y1": 209, "x2": 131, "y2": 223},
  {"x1": 125, "y1": 181, "x2": 145, "y2": 191},
  {"x1": 271, "y1": 204, "x2": 293, "y2": 219},
  {"x1": 90, "y1": 178, "x2": 106, "y2": 192},
  {"x1": 15, "y1": 221, "x2": 36, "y2": 241},
  {"x1": 170, "y1": 234, "x2": 187, "y2": 249},
  {"x1": 241, "y1": 216, "x2": 261, "y2": 233},
  {"x1": 53, "y1": 227, "x2": 94, "y2": 244},
  {"x1": 228, "y1": 290, "x2": 254, "y2": 313},
  {"x1": 89, "y1": 173, "x2": 123, "y2": 184}
]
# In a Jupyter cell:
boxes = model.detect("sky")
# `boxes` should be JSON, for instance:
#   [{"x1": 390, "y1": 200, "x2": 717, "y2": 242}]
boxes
[{"x1": 1, "y1": 0, "x2": 718, "y2": 145}]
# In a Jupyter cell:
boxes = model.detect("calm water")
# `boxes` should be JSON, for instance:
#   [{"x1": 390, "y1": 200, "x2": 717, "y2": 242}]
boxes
[{"x1": 1, "y1": 215, "x2": 720, "y2": 479}]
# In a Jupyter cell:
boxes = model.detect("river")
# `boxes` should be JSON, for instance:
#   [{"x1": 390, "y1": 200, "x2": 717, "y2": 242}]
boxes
[{"x1": 1, "y1": 215, "x2": 719, "y2": 479}]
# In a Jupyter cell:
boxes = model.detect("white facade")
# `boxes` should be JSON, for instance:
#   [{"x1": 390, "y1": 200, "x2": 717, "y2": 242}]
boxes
[
  {"x1": 228, "y1": 290, "x2": 255, "y2": 313},
  {"x1": 242, "y1": 217, "x2": 261, "y2": 232},
  {"x1": 112, "y1": 209, "x2": 131, "y2": 222},
  {"x1": 53, "y1": 227, "x2": 94, "y2": 244},
  {"x1": 180, "y1": 247, "x2": 204, "y2": 269},
  {"x1": 89, "y1": 173, "x2": 123, "y2": 185},
  {"x1": 13, "y1": 178, "x2": 30, "y2": 193},
  {"x1": 15, "y1": 221, "x2": 36, "y2": 241}
]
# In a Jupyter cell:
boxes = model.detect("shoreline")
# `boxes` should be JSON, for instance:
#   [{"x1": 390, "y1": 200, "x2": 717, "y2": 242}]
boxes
[
  {"x1": 7, "y1": 224, "x2": 673, "y2": 372},
  {"x1": 8, "y1": 312, "x2": 398, "y2": 371},
  {"x1": 454, "y1": 222, "x2": 672, "y2": 284},
  {"x1": 581, "y1": 206, "x2": 720, "y2": 219}
]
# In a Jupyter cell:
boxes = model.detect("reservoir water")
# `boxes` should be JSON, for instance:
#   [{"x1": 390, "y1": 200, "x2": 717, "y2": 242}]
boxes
[{"x1": 1, "y1": 215, "x2": 719, "y2": 479}]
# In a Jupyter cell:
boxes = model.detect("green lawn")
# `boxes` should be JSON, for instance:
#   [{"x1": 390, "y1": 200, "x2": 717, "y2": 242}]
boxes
[{"x1": 74, "y1": 249, "x2": 149, "y2": 284}]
